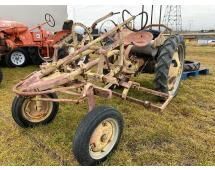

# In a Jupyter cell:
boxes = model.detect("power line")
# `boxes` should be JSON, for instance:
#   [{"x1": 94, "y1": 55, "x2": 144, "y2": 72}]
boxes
[{"x1": 163, "y1": 5, "x2": 182, "y2": 32}]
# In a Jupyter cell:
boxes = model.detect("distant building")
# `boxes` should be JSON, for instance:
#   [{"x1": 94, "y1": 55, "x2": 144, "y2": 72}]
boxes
[{"x1": 198, "y1": 38, "x2": 215, "y2": 45}]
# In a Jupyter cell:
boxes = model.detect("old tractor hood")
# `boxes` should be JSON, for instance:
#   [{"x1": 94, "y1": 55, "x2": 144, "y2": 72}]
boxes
[{"x1": 0, "y1": 20, "x2": 28, "y2": 34}]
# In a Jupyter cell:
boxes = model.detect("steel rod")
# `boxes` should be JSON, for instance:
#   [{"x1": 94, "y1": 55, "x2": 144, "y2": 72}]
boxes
[
  {"x1": 141, "y1": 5, "x2": 145, "y2": 28},
  {"x1": 150, "y1": 5, "x2": 154, "y2": 29},
  {"x1": 112, "y1": 91, "x2": 161, "y2": 111},
  {"x1": 136, "y1": 86, "x2": 169, "y2": 98},
  {"x1": 159, "y1": 5, "x2": 162, "y2": 31},
  {"x1": 31, "y1": 97, "x2": 84, "y2": 103}
]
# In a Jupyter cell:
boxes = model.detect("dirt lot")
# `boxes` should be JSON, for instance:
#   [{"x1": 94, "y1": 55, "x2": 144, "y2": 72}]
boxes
[{"x1": 0, "y1": 44, "x2": 215, "y2": 165}]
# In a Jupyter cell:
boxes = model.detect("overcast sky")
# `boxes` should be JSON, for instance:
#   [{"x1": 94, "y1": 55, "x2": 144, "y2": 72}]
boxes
[{"x1": 67, "y1": 5, "x2": 215, "y2": 31}]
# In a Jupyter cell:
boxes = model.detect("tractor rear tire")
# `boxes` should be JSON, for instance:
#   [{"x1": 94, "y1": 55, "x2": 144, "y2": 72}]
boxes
[
  {"x1": 154, "y1": 35, "x2": 185, "y2": 96},
  {"x1": 29, "y1": 47, "x2": 69, "y2": 65},
  {"x1": 5, "y1": 48, "x2": 29, "y2": 67},
  {"x1": 0, "y1": 67, "x2": 2, "y2": 84},
  {"x1": 12, "y1": 93, "x2": 59, "y2": 128},
  {"x1": 73, "y1": 106, "x2": 123, "y2": 165},
  {"x1": 183, "y1": 60, "x2": 200, "y2": 72},
  {"x1": 29, "y1": 47, "x2": 44, "y2": 65}
]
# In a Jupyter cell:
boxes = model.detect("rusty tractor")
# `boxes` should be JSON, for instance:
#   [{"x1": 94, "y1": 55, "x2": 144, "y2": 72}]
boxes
[
  {"x1": 0, "y1": 13, "x2": 73, "y2": 67},
  {"x1": 12, "y1": 10, "x2": 185, "y2": 165}
]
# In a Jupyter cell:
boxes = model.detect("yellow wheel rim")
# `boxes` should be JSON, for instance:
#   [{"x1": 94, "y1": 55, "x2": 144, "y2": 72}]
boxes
[
  {"x1": 89, "y1": 118, "x2": 119, "y2": 160},
  {"x1": 167, "y1": 48, "x2": 183, "y2": 95},
  {"x1": 21, "y1": 95, "x2": 53, "y2": 123}
]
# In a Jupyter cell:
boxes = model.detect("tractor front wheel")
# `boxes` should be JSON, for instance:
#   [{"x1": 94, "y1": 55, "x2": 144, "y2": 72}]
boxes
[
  {"x1": 12, "y1": 93, "x2": 59, "y2": 128},
  {"x1": 73, "y1": 106, "x2": 124, "y2": 165},
  {"x1": 6, "y1": 48, "x2": 29, "y2": 67}
]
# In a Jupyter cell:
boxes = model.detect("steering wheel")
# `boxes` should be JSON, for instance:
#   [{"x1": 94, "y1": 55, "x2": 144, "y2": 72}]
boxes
[
  {"x1": 122, "y1": 9, "x2": 148, "y2": 32},
  {"x1": 72, "y1": 22, "x2": 93, "y2": 49},
  {"x1": 99, "y1": 20, "x2": 118, "y2": 45},
  {"x1": 45, "y1": 13, "x2": 55, "y2": 27},
  {"x1": 99, "y1": 20, "x2": 117, "y2": 33}
]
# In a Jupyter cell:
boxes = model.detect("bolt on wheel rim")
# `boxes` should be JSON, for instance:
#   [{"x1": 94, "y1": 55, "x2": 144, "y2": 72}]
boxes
[
  {"x1": 21, "y1": 95, "x2": 53, "y2": 123},
  {"x1": 168, "y1": 48, "x2": 183, "y2": 95},
  {"x1": 89, "y1": 118, "x2": 119, "y2": 160},
  {"x1": 11, "y1": 51, "x2": 25, "y2": 66}
]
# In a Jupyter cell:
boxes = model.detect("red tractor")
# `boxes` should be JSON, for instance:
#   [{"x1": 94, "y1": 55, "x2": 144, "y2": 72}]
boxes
[{"x1": 0, "y1": 13, "x2": 73, "y2": 67}]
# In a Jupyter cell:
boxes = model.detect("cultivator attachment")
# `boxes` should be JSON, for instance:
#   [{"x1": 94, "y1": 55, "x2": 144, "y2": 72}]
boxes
[
  {"x1": 12, "y1": 9, "x2": 185, "y2": 165},
  {"x1": 111, "y1": 81, "x2": 173, "y2": 111}
]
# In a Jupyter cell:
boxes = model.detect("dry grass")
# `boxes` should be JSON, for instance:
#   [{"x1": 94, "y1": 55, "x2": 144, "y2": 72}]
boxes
[{"x1": 0, "y1": 44, "x2": 215, "y2": 165}]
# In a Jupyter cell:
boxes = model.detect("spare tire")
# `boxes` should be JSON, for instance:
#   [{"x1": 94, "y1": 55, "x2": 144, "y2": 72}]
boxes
[{"x1": 184, "y1": 60, "x2": 200, "y2": 72}]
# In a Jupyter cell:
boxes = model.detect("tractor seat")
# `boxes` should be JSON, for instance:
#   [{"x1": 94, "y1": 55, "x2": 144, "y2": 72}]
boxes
[
  {"x1": 124, "y1": 31, "x2": 153, "y2": 48},
  {"x1": 62, "y1": 20, "x2": 73, "y2": 30}
]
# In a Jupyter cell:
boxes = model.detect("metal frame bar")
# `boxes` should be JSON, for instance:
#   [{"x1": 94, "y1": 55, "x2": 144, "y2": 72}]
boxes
[{"x1": 13, "y1": 12, "x2": 175, "y2": 113}]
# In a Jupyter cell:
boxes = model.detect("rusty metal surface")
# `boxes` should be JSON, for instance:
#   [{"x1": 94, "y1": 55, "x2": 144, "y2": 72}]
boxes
[
  {"x1": 124, "y1": 31, "x2": 153, "y2": 47},
  {"x1": 13, "y1": 11, "x2": 175, "y2": 112},
  {"x1": 0, "y1": 20, "x2": 28, "y2": 33}
]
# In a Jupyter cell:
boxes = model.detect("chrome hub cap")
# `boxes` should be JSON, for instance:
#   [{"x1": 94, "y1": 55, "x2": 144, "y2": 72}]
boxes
[{"x1": 11, "y1": 51, "x2": 25, "y2": 66}]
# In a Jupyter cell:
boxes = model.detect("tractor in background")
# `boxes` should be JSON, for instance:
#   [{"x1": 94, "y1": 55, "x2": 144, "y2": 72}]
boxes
[{"x1": 0, "y1": 13, "x2": 73, "y2": 67}]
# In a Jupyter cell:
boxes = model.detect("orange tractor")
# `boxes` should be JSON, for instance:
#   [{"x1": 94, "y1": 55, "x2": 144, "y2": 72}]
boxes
[{"x1": 0, "y1": 13, "x2": 73, "y2": 67}]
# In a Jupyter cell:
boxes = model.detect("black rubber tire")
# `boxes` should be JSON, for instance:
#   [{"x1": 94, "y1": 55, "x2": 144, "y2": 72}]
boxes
[
  {"x1": 154, "y1": 35, "x2": 185, "y2": 96},
  {"x1": 0, "y1": 67, "x2": 2, "y2": 84},
  {"x1": 5, "y1": 48, "x2": 29, "y2": 67},
  {"x1": 12, "y1": 93, "x2": 59, "y2": 128},
  {"x1": 0, "y1": 56, "x2": 7, "y2": 66},
  {"x1": 183, "y1": 60, "x2": 200, "y2": 72},
  {"x1": 29, "y1": 47, "x2": 44, "y2": 65},
  {"x1": 73, "y1": 106, "x2": 124, "y2": 166}
]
